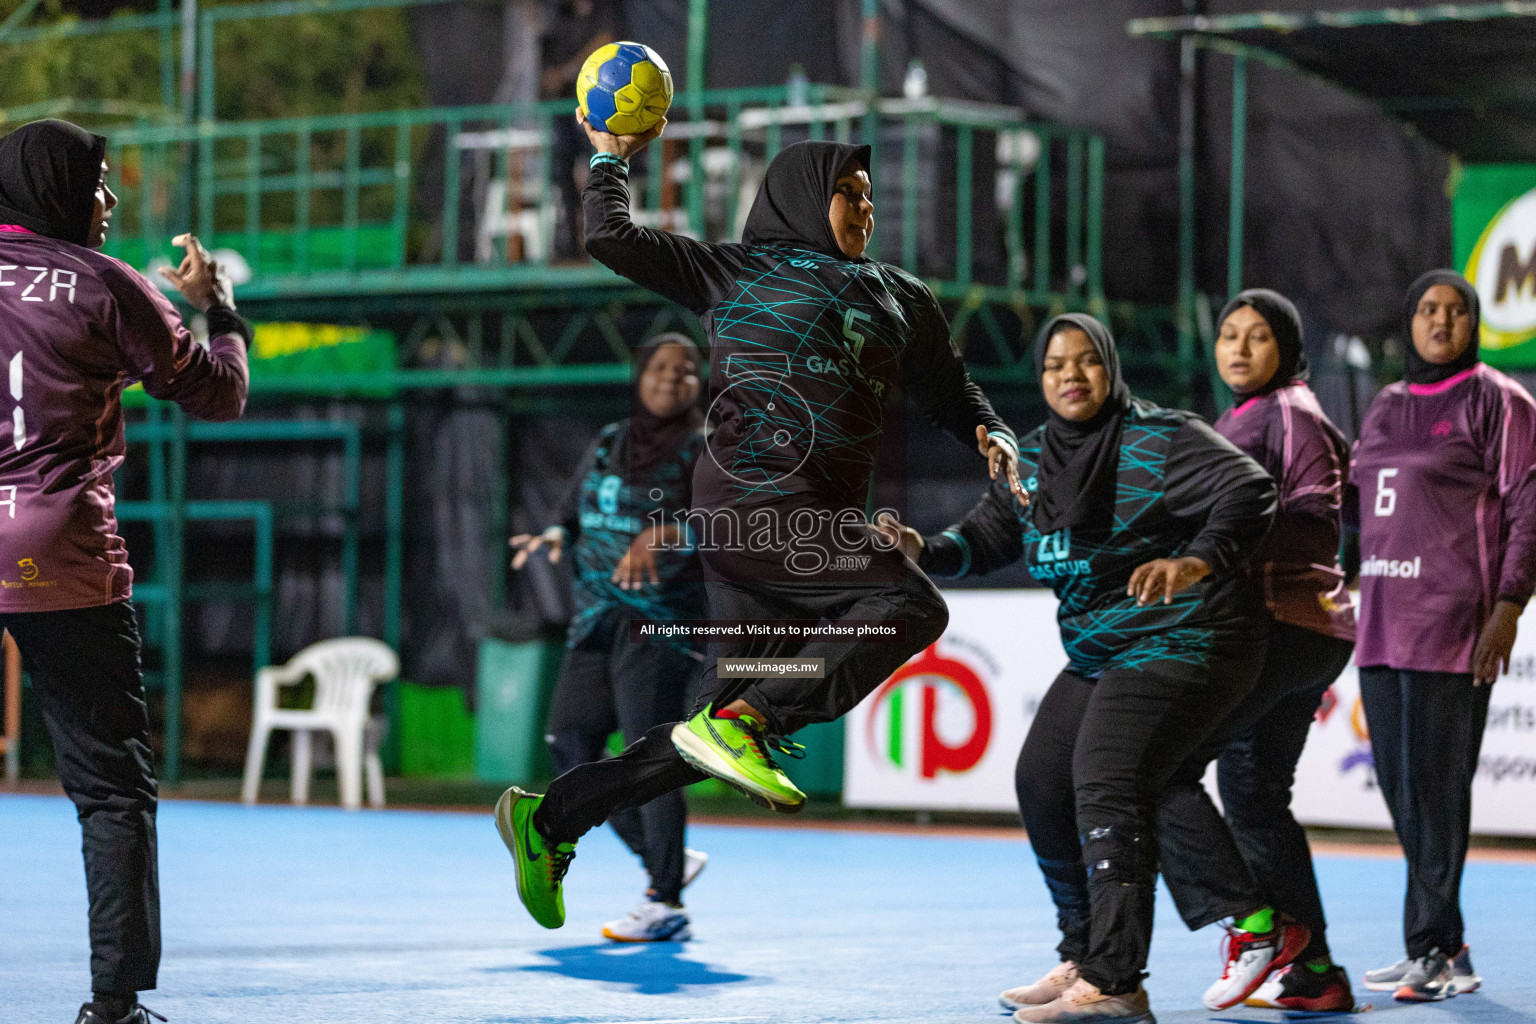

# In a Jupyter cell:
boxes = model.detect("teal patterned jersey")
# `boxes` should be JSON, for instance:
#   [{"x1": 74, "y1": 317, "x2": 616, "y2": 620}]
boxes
[
  {"x1": 560, "y1": 421, "x2": 706, "y2": 649},
  {"x1": 922, "y1": 401, "x2": 1275, "y2": 677},
  {"x1": 582, "y1": 160, "x2": 1013, "y2": 520}
]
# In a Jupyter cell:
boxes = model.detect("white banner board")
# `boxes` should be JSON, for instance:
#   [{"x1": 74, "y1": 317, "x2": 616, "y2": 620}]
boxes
[
  {"x1": 843, "y1": 588, "x2": 1536, "y2": 836},
  {"x1": 843, "y1": 590, "x2": 1060, "y2": 812}
]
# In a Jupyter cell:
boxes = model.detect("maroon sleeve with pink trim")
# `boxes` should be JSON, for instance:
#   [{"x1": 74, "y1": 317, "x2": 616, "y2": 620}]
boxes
[
  {"x1": 0, "y1": 231, "x2": 248, "y2": 611},
  {"x1": 1485, "y1": 374, "x2": 1536, "y2": 607}
]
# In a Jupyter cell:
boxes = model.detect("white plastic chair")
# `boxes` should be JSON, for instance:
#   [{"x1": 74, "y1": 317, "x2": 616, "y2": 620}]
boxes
[{"x1": 241, "y1": 638, "x2": 399, "y2": 810}]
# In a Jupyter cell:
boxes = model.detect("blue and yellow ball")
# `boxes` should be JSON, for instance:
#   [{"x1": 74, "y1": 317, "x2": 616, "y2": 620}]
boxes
[{"x1": 577, "y1": 42, "x2": 673, "y2": 136}]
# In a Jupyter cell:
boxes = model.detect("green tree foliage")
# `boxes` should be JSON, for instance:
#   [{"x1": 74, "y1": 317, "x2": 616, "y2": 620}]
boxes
[{"x1": 0, "y1": 0, "x2": 426, "y2": 128}]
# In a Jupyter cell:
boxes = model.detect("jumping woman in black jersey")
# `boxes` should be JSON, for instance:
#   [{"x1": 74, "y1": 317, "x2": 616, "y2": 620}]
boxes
[{"x1": 494, "y1": 115, "x2": 1024, "y2": 932}]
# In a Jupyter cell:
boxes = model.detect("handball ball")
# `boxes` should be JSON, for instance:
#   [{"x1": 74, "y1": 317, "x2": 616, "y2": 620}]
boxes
[{"x1": 577, "y1": 42, "x2": 673, "y2": 136}]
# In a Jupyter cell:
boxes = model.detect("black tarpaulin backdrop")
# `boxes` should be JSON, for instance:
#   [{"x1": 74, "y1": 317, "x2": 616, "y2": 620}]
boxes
[{"x1": 175, "y1": 0, "x2": 1453, "y2": 692}]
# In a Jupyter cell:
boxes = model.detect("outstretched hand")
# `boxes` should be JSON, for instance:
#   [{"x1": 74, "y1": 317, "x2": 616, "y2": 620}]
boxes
[
  {"x1": 161, "y1": 234, "x2": 233, "y2": 312},
  {"x1": 977, "y1": 425, "x2": 1027, "y2": 509},
  {"x1": 509, "y1": 527, "x2": 565, "y2": 570},
  {"x1": 577, "y1": 108, "x2": 666, "y2": 161}
]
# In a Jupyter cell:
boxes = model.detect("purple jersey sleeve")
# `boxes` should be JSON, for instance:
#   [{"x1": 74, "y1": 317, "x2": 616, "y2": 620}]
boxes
[
  {"x1": 1213, "y1": 383, "x2": 1354, "y2": 639},
  {"x1": 103, "y1": 259, "x2": 248, "y2": 421},
  {"x1": 1485, "y1": 375, "x2": 1536, "y2": 606}
]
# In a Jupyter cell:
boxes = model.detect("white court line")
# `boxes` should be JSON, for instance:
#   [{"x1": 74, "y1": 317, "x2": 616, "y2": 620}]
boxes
[{"x1": 597, "y1": 1018, "x2": 764, "y2": 1024}]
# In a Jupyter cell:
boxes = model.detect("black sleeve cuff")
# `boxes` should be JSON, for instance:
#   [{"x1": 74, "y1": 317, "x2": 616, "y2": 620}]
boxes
[
  {"x1": 206, "y1": 305, "x2": 252, "y2": 347},
  {"x1": 918, "y1": 529, "x2": 970, "y2": 578}
]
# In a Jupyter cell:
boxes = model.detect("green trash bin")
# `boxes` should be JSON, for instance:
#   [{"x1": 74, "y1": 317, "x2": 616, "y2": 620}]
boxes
[
  {"x1": 783, "y1": 719, "x2": 845, "y2": 797},
  {"x1": 474, "y1": 637, "x2": 565, "y2": 785}
]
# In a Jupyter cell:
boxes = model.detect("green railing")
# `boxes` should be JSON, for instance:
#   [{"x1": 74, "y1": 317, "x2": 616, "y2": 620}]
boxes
[{"x1": 97, "y1": 88, "x2": 1108, "y2": 311}]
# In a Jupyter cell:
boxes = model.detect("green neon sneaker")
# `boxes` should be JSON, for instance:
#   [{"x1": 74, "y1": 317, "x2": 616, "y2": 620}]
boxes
[
  {"x1": 494, "y1": 786, "x2": 576, "y2": 929},
  {"x1": 671, "y1": 705, "x2": 807, "y2": 812}
]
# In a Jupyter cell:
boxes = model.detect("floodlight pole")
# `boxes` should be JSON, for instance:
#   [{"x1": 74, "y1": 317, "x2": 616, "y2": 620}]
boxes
[
  {"x1": 1227, "y1": 52, "x2": 1247, "y2": 298},
  {"x1": 1177, "y1": 31, "x2": 1198, "y2": 407},
  {"x1": 686, "y1": 0, "x2": 707, "y2": 238},
  {"x1": 860, "y1": 0, "x2": 881, "y2": 258}
]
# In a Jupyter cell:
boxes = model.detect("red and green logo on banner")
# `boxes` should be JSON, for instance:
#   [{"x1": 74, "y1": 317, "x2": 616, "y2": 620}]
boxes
[{"x1": 1456, "y1": 165, "x2": 1536, "y2": 366}]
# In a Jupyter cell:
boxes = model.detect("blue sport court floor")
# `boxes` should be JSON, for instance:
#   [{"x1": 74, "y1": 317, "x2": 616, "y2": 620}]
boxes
[{"x1": 4, "y1": 792, "x2": 1534, "y2": 1023}]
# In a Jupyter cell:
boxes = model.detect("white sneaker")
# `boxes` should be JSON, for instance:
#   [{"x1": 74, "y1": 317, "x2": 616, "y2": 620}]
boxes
[
  {"x1": 683, "y1": 847, "x2": 708, "y2": 889},
  {"x1": 1449, "y1": 945, "x2": 1482, "y2": 994},
  {"x1": 1363, "y1": 955, "x2": 1413, "y2": 991},
  {"x1": 1001, "y1": 962, "x2": 1080, "y2": 1010},
  {"x1": 1202, "y1": 918, "x2": 1310, "y2": 1010},
  {"x1": 601, "y1": 900, "x2": 692, "y2": 942}
]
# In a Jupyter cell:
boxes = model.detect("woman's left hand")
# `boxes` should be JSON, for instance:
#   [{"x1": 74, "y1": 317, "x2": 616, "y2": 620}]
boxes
[
  {"x1": 1127, "y1": 556, "x2": 1211, "y2": 606},
  {"x1": 612, "y1": 526, "x2": 679, "y2": 590},
  {"x1": 976, "y1": 425, "x2": 1027, "y2": 509},
  {"x1": 1472, "y1": 599, "x2": 1522, "y2": 686},
  {"x1": 578, "y1": 108, "x2": 666, "y2": 161}
]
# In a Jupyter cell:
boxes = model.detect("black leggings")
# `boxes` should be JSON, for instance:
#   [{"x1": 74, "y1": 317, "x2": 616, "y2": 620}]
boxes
[
  {"x1": 1159, "y1": 622, "x2": 1354, "y2": 961},
  {"x1": 535, "y1": 558, "x2": 949, "y2": 846},
  {"x1": 545, "y1": 617, "x2": 697, "y2": 903},
  {"x1": 1, "y1": 602, "x2": 157, "y2": 997},
  {"x1": 1015, "y1": 645, "x2": 1262, "y2": 995},
  {"x1": 1359, "y1": 667, "x2": 1490, "y2": 958}
]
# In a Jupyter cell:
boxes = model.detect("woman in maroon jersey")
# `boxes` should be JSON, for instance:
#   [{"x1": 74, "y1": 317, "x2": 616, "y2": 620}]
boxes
[
  {"x1": 0, "y1": 119, "x2": 249, "y2": 1024},
  {"x1": 1153, "y1": 289, "x2": 1357, "y2": 1011},
  {"x1": 1353, "y1": 271, "x2": 1536, "y2": 1001}
]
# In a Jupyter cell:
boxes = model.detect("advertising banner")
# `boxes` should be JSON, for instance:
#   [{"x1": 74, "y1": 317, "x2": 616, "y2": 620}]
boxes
[
  {"x1": 1454, "y1": 164, "x2": 1536, "y2": 368},
  {"x1": 846, "y1": 589, "x2": 1536, "y2": 836},
  {"x1": 843, "y1": 589, "x2": 1060, "y2": 812}
]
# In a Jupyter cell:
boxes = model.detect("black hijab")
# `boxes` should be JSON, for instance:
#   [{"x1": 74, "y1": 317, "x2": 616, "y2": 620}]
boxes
[
  {"x1": 1031, "y1": 313, "x2": 1132, "y2": 535},
  {"x1": 1217, "y1": 288, "x2": 1308, "y2": 398},
  {"x1": 615, "y1": 333, "x2": 704, "y2": 479},
  {"x1": 742, "y1": 140, "x2": 871, "y2": 257},
  {"x1": 1402, "y1": 269, "x2": 1480, "y2": 386},
  {"x1": 0, "y1": 119, "x2": 107, "y2": 247}
]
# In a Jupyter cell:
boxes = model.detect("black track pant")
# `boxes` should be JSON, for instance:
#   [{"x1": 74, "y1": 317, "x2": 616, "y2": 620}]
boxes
[
  {"x1": 0, "y1": 601, "x2": 157, "y2": 997},
  {"x1": 535, "y1": 562, "x2": 949, "y2": 846},
  {"x1": 1359, "y1": 667, "x2": 1490, "y2": 959},
  {"x1": 1015, "y1": 645, "x2": 1262, "y2": 996},
  {"x1": 545, "y1": 617, "x2": 697, "y2": 903},
  {"x1": 1159, "y1": 622, "x2": 1354, "y2": 961}
]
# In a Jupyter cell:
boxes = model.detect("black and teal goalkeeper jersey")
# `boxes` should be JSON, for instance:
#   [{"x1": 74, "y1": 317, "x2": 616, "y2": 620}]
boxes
[
  {"x1": 583, "y1": 158, "x2": 1013, "y2": 518},
  {"x1": 557, "y1": 421, "x2": 707, "y2": 649},
  {"x1": 921, "y1": 401, "x2": 1275, "y2": 677}
]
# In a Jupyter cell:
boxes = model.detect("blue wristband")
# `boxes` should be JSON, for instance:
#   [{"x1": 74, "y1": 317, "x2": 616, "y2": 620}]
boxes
[
  {"x1": 986, "y1": 430, "x2": 1018, "y2": 458},
  {"x1": 589, "y1": 152, "x2": 629, "y2": 174}
]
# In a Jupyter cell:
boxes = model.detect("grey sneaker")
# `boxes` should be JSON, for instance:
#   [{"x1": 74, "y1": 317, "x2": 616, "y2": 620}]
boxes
[
  {"x1": 1394, "y1": 950, "x2": 1454, "y2": 1002},
  {"x1": 1449, "y1": 944, "x2": 1482, "y2": 995},
  {"x1": 1363, "y1": 955, "x2": 1412, "y2": 991}
]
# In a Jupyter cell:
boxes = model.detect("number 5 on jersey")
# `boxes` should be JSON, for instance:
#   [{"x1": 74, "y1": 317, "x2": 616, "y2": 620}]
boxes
[{"x1": 1374, "y1": 467, "x2": 1397, "y2": 517}]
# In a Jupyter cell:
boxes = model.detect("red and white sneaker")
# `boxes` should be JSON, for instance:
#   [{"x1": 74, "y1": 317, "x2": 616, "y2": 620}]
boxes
[
  {"x1": 1245, "y1": 964, "x2": 1356, "y2": 1011},
  {"x1": 1202, "y1": 917, "x2": 1311, "y2": 1010}
]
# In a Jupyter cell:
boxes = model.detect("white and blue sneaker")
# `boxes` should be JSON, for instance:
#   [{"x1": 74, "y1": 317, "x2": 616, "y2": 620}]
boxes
[
  {"x1": 601, "y1": 899, "x2": 692, "y2": 942},
  {"x1": 683, "y1": 847, "x2": 709, "y2": 889}
]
